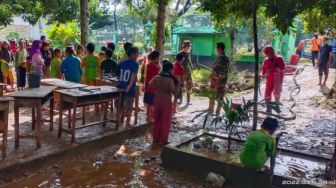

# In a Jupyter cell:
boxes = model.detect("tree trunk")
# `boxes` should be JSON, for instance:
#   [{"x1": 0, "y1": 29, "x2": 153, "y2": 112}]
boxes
[
  {"x1": 113, "y1": 7, "x2": 117, "y2": 31},
  {"x1": 230, "y1": 30, "x2": 235, "y2": 59},
  {"x1": 328, "y1": 143, "x2": 336, "y2": 179},
  {"x1": 155, "y1": 0, "x2": 168, "y2": 56},
  {"x1": 80, "y1": 0, "x2": 89, "y2": 46},
  {"x1": 252, "y1": 0, "x2": 259, "y2": 131}
]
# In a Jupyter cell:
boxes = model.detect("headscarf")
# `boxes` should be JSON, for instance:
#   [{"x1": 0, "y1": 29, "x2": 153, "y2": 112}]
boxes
[
  {"x1": 263, "y1": 45, "x2": 275, "y2": 57},
  {"x1": 29, "y1": 40, "x2": 42, "y2": 61},
  {"x1": 0, "y1": 41, "x2": 12, "y2": 62}
]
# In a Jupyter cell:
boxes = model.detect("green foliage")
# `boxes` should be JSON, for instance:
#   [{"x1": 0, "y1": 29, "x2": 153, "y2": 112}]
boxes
[
  {"x1": 202, "y1": 97, "x2": 254, "y2": 151},
  {"x1": 300, "y1": 8, "x2": 336, "y2": 34},
  {"x1": 45, "y1": 22, "x2": 80, "y2": 48},
  {"x1": 6, "y1": 32, "x2": 20, "y2": 41},
  {"x1": 192, "y1": 68, "x2": 211, "y2": 84}
]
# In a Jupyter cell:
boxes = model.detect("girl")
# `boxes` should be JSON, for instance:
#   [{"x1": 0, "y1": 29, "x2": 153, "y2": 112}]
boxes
[
  {"x1": 144, "y1": 51, "x2": 160, "y2": 123},
  {"x1": 149, "y1": 61, "x2": 180, "y2": 145},
  {"x1": 50, "y1": 48, "x2": 63, "y2": 79},
  {"x1": 15, "y1": 40, "x2": 28, "y2": 90},
  {"x1": 41, "y1": 42, "x2": 53, "y2": 78},
  {"x1": 0, "y1": 41, "x2": 15, "y2": 92}
]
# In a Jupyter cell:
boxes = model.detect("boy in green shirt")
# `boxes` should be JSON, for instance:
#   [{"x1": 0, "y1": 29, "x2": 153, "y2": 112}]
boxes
[
  {"x1": 240, "y1": 117, "x2": 278, "y2": 170},
  {"x1": 50, "y1": 48, "x2": 62, "y2": 79},
  {"x1": 81, "y1": 43, "x2": 100, "y2": 85}
]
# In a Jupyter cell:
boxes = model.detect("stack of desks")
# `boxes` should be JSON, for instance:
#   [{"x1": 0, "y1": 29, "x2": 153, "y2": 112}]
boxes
[
  {"x1": 55, "y1": 86, "x2": 121, "y2": 143},
  {"x1": 13, "y1": 86, "x2": 57, "y2": 148}
]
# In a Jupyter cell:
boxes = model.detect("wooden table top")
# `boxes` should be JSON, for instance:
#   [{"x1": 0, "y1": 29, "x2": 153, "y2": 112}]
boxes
[
  {"x1": 0, "y1": 83, "x2": 7, "y2": 86},
  {"x1": 55, "y1": 86, "x2": 120, "y2": 97},
  {"x1": 41, "y1": 79, "x2": 87, "y2": 89},
  {"x1": 12, "y1": 86, "x2": 57, "y2": 98}
]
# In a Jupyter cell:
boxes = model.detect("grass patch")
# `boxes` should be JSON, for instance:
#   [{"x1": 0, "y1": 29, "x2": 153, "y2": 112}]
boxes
[{"x1": 192, "y1": 69, "x2": 211, "y2": 84}]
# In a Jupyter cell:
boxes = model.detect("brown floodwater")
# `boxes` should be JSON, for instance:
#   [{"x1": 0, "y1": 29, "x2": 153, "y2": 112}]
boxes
[{"x1": 3, "y1": 131, "x2": 204, "y2": 188}]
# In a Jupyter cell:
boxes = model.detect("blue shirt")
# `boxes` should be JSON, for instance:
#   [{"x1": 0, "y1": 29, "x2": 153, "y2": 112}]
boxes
[
  {"x1": 331, "y1": 39, "x2": 336, "y2": 54},
  {"x1": 319, "y1": 44, "x2": 332, "y2": 64},
  {"x1": 61, "y1": 55, "x2": 83, "y2": 83},
  {"x1": 116, "y1": 59, "x2": 139, "y2": 97}
]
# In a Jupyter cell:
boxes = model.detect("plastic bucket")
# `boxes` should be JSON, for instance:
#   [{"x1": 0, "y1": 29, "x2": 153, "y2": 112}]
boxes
[
  {"x1": 290, "y1": 54, "x2": 299, "y2": 65},
  {"x1": 28, "y1": 74, "x2": 41, "y2": 88}
]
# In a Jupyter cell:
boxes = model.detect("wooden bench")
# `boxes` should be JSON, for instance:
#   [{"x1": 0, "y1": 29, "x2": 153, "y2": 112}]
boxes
[
  {"x1": 0, "y1": 97, "x2": 11, "y2": 157},
  {"x1": 13, "y1": 86, "x2": 56, "y2": 148}
]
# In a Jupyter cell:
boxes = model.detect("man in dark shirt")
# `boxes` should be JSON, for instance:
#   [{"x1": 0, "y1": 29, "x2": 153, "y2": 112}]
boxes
[
  {"x1": 101, "y1": 49, "x2": 117, "y2": 77},
  {"x1": 208, "y1": 42, "x2": 230, "y2": 115},
  {"x1": 318, "y1": 36, "x2": 333, "y2": 86}
]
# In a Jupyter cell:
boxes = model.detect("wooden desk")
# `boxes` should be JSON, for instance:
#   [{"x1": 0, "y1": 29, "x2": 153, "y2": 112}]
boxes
[
  {"x1": 0, "y1": 83, "x2": 7, "y2": 96},
  {"x1": 0, "y1": 97, "x2": 12, "y2": 157},
  {"x1": 96, "y1": 78, "x2": 140, "y2": 124},
  {"x1": 13, "y1": 86, "x2": 57, "y2": 148},
  {"x1": 41, "y1": 79, "x2": 88, "y2": 125},
  {"x1": 55, "y1": 86, "x2": 121, "y2": 143}
]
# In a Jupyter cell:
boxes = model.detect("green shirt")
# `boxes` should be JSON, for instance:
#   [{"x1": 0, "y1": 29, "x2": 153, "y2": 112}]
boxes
[
  {"x1": 83, "y1": 55, "x2": 100, "y2": 82},
  {"x1": 179, "y1": 51, "x2": 193, "y2": 75},
  {"x1": 240, "y1": 130, "x2": 275, "y2": 170},
  {"x1": 50, "y1": 57, "x2": 62, "y2": 78}
]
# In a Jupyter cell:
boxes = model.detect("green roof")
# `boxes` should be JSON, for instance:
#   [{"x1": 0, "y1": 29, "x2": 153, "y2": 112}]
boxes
[{"x1": 172, "y1": 26, "x2": 222, "y2": 34}]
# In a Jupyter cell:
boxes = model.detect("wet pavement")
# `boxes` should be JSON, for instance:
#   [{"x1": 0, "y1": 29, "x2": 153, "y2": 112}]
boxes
[{"x1": 1, "y1": 65, "x2": 335, "y2": 187}]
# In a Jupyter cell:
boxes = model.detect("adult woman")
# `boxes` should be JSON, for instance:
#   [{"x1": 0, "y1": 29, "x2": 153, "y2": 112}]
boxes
[
  {"x1": 0, "y1": 41, "x2": 15, "y2": 91},
  {"x1": 29, "y1": 40, "x2": 44, "y2": 84},
  {"x1": 149, "y1": 61, "x2": 180, "y2": 144},
  {"x1": 15, "y1": 40, "x2": 28, "y2": 90}
]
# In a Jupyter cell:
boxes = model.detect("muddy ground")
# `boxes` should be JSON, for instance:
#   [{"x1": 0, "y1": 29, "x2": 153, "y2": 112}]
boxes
[{"x1": 1, "y1": 65, "x2": 335, "y2": 187}]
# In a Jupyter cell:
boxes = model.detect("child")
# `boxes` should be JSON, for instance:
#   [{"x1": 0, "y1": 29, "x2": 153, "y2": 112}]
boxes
[
  {"x1": 41, "y1": 42, "x2": 53, "y2": 78},
  {"x1": 76, "y1": 45, "x2": 84, "y2": 61},
  {"x1": 82, "y1": 43, "x2": 100, "y2": 85},
  {"x1": 148, "y1": 60, "x2": 180, "y2": 145},
  {"x1": 0, "y1": 41, "x2": 15, "y2": 92},
  {"x1": 144, "y1": 50, "x2": 160, "y2": 123},
  {"x1": 116, "y1": 47, "x2": 139, "y2": 128},
  {"x1": 98, "y1": 46, "x2": 107, "y2": 62},
  {"x1": 100, "y1": 49, "x2": 117, "y2": 77},
  {"x1": 172, "y1": 53, "x2": 185, "y2": 114},
  {"x1": 61, "y1": 46, "x2": 83, "y2": 83},
  {"x1": 15, "y1": 40, "x2": 27, "y2": 90},
  {"x1": 50, "y1": 48, "x2": 62, "y2": 79},
  {"x1": 240, "y1": 117, "x2": 278, "y2": 170}
]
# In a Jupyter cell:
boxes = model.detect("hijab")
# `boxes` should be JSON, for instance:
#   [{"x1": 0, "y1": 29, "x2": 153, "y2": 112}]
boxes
[{"x1": 29, "y1": 40, "x2": 42, "y2": 61}]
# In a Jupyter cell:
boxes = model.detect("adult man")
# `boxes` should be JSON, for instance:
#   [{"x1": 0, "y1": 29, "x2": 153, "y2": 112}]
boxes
[
  {"x1": 208, "y1": 42, "x2": 230, "y2": 116},
  {"x1": 61, "y1": 46, "x2": 83, "y2": 83},
  {"x1": 261, "y1": 45, "x2": 286, "y2": 111},
  {"x1": 178, "y1": 40, "x2": 193, "y2": 105},
  {"x1": 296, "y1": 38, "x2": 305, "y2": 58},
  {"x1": 311, "y1": 33, "x2": 322, "y2": 66},
  {"x1": 317, "y1": 36, "x2": 333, "y2": 86}
]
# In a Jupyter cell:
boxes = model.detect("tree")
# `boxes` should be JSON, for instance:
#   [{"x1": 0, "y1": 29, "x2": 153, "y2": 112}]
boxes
[
  {"x1": 45, "y1": 21, "x2": 80, "y2": 48},
  {"x1": 155, "y1": 0, "x2": 169, "y2": 56},
  {"x1": 80, "y1": 0, "x2": 89, "y2": 45}
]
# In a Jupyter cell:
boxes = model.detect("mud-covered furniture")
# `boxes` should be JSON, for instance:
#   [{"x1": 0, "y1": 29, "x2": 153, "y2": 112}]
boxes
[
  {"x1": 0, "y1": 97, "x2": 11, "y2": 157},
  {"x1": 13, "y1": 86, "x2": 56, "y2": 148},
  {"x1": 55, "y1": 86, "x2": 121, "y2": 143},
  {"x1": 0, "y1": 83, "x2": 7, "y2": 97}
]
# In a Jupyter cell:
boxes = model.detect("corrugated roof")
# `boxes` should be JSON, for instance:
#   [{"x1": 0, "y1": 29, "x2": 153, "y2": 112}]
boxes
[{"x1": 172, "y1": 26, "x2": 222, "y2": 34}]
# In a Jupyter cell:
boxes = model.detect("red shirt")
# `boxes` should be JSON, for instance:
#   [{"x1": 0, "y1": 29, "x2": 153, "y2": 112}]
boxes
[
  {"x1": 173, "y1": 62, "x2": 184, "y2": 77},
  {"x1": 145, "y1": 62, "x2": 160, "y2": 93},
  {"x1": 261, "y1": 55, "x2": 285, "y2": 78}
]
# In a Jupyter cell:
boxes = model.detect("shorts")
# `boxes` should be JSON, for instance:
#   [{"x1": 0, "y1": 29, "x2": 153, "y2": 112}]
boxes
[
  {"x1": 318, "y1": 63, "x2": 329, "y2": 76},
  {"x1": 184, "y1": 73, "x2": 193, "y2": 91},
  {"x1": 115, "y1": 96, "x2": 134, "y2": 111},
  {"x1": 143, "y1": 92, "x2": 155, "y2": 106}
]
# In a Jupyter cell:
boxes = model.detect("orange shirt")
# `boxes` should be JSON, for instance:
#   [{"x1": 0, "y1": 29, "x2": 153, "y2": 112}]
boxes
[{"x1": 311, "y1": 38, "x2": 321, "y2": 51}]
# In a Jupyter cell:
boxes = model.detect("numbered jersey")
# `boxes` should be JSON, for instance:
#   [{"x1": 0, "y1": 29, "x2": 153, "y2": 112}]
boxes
[{"x1": 116, "y1": 59, "x2": 139, "y2": 97}]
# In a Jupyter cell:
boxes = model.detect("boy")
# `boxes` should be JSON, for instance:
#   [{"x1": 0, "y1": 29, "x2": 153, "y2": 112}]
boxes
[
  {"x1": 61, "y1": 46, "x2": 83, "y2": 83},
  {"x1": 82, "y1": 43, "x2": 100, "y2": 85},
  {"x1": 240, "y1": 117, "x2": 278, "y2": 170},
  {"x1": 116, "y1": 47, "x2": 139, "y2": 128},
  {"x1": 100, "y1": 49, "x2": 117, "y2": 77},
  {"x1": 144, "y1": 50, "x2": 160, "y2": 123},
  {"x1": 172, "y1": 53, "x2": 184, "y2": 114},
  {"x1": 208, "y1": 42, "x2": 230, "y2": 116},
  {"x1": 317, "y1": 36, "x2": 333, "y2": 86},
  {"x1": 50, "y1": 48, "x2": 62, "y2": 79}
]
